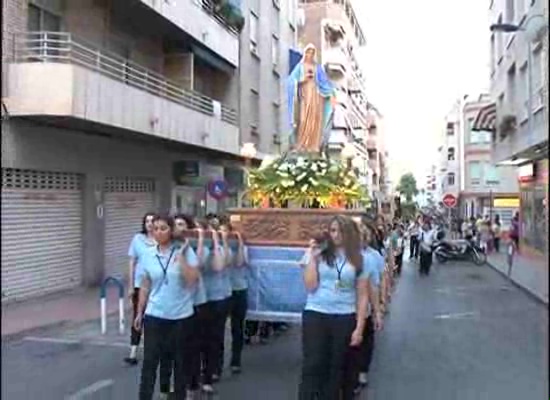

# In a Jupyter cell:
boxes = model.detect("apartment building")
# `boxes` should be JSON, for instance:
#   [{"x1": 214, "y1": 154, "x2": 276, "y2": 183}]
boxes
[
  {"x1": 239, "y1": 0, "x2": 298, "y2": 158},
  {"x1": 460, "y1": 95, "x2": 519, "y2": 227},
  {"x1": 477, "y1": 0, "x2": 548, "y2": 255},
  {"x1": 0, "y1": 0, "x2": 296, "y2": 303},
  {"x1": 297, "y1": 0, "x2": 373, "y2": 186},
  {"x1": 438, "y1": 101, "x2": 462, "y2": 203}
]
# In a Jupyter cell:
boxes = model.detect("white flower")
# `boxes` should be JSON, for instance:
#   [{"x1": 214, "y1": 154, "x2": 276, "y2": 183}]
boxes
[
  {"x1": 277, "y1": 171, "x2": 289, "y2": 177},
  {"x1": 301, "y1": 184, "x2": 309, "y2": 192},
  {"x1": 310, "y1": 163, "x2": 318, "y2": 172},
  {"x1": 278, "y1": 162, "x2": 290, "y2": 171},
  {"x1": 309, "y1": 178, "x2": 319, "y2": 186},
  {"x1": 282, "y1": 179, "x2": 295, "y2": 187},
  {"x1": 259, "y1": 155, "x2": 276, "y2": 170},
  {"x1": 296, "y1": 172, "x2": 307, "y2": 181},
  {"x1": 296, "y1": 157, "x2": 305, "y2": 167}
]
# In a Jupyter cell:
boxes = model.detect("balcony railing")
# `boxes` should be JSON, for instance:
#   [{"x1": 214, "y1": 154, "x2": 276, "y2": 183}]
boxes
[
  {"x1": 198, "y1": 0, "x2": 240, "y2": 35},
  {"x1": 14, "y1": 32, "x2": 238, "y2": 125}
]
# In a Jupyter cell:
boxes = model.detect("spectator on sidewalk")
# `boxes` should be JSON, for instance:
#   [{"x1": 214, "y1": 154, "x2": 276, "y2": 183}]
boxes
[
  {"x1": 125, "y1": 212, "x2": 157, "y2": 366},
  {"x1": 407, "y1": 218, "x2": 420, "y2": 260},
  {"x1": 510, "y1": 212, "x2": 520, "y2": 252},
  {"x1": 419, "y1": 219, "x2": 435, "y2": 276},
  {"x1": 393, "y1": 225, "x2": 405, "y2": 276}
]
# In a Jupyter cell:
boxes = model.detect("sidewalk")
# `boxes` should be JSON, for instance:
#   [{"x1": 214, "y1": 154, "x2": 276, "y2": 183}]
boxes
[
  {"x1": 486, "y1": 251, "x2": 549, "y2": 305},
  {"x1": 1, "y1": 286, "x2": 126, "y2": 339}
]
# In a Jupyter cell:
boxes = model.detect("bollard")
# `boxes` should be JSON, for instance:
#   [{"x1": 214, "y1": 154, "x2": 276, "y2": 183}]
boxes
[{"x1": 100, "y1": 276, "x2": 125, "y2": 335}]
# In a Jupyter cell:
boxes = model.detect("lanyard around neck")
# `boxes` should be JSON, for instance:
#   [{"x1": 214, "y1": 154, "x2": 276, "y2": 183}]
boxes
[
  {"x1": 156, "y1": 247, "x2": 176, "y2": 283},
  {"x1": 334, "y1": 256, "x2": 347, "y2": 282}
]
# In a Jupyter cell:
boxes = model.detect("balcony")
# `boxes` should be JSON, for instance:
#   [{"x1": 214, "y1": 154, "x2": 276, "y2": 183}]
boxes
[
  {"x1": 6, "y1": 32, "x2": 239, "y2": 155},
  {"x1": 139, "y1": 0, "x2": 240, "y2": 67}
]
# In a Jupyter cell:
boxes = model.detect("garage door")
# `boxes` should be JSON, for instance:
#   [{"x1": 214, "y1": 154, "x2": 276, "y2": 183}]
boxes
[
  {"x1": 103, "y1": 177, "x2": 156, "y2": 281},
  {"x1": 1, "y1": 168, "x2": 83, "y2": 303}
]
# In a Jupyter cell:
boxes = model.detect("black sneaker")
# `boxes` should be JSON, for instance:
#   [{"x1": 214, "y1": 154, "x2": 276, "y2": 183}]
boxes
[
  {"x1": 123, "y1": 357, "x2": 138, "y2": 366},
  {"x1": 231, "y1": 366, "x2": 242, "y2": 374}
]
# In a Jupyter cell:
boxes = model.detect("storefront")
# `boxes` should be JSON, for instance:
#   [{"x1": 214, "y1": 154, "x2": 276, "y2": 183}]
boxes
[{"x1": 518, "y1": 159, "x2": 548, "y2": 255}]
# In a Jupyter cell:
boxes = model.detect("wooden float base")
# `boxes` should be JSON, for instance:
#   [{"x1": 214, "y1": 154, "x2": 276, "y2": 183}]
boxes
[{"x1": 227, "y1": 208, "x2": 366, "y2": 247}]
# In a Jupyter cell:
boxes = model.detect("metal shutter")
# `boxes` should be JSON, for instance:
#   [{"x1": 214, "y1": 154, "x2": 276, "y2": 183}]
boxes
[
  {"x1": 1, "y1": 168, "x2": 83, "y2": 302},
  {"x1": 103, "y1": 177, "x2": 155, "y2": 281}
]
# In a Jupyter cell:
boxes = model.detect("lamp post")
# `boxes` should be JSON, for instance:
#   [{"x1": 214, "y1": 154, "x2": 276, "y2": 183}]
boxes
[{"x1": 490, "y1": 15, "x2": 549, "y2": 148}]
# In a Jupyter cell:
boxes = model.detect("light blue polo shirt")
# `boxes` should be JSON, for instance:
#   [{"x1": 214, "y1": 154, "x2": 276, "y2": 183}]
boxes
[
  {"x1": 143, "y1": 243, "x2": 199, "y2": 320},
  {"x1": 362, "y1": 247, "x2": 382, "y2": 288},
  {"x1": 303, "y1": 251, "x2": 369, "y2": 315},
  {"x1": 193, "y1": 245, "x2": 210, "y2": 306},
  {"x1": 128, "y1": 233, "x2": 156, "y2": 288},
  {"x1": 202, "y1": 246, "x2": 232, "y2": 302},
  {"x1": 230, "y1": 246, "x2": 249, "y2": 291}
]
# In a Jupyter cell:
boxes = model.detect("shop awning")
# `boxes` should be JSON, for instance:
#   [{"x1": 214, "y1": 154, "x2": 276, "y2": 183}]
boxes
[{"x1": 472, "y1": 102, "x2": 496, "y2": 132}]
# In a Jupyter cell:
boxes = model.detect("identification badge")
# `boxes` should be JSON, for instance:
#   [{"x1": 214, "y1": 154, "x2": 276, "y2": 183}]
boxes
[{"x1": 335, "y1": 280, "x2": 344, "y2": 291}]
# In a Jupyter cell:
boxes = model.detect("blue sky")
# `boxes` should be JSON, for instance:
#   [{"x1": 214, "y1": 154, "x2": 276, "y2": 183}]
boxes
[{"x1": 353, "y1": 0, "x2": 491, "y2": 187}]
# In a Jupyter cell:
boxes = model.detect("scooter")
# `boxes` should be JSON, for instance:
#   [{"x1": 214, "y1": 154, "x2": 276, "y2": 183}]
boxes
[{"x1": 433, "y1": 238, "x2": 487, "y2": 266}]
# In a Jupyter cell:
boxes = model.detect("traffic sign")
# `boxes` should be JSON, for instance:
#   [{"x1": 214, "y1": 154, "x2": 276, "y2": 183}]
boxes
[
  {"x1": 442, "y1": 193, "x2": 457, "y2": 208},
  {"x1": 207, "y1": 179, "x2": 228, "y2": 201}
]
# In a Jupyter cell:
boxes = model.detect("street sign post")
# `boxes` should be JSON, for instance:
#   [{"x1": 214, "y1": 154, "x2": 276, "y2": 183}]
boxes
[{"x1": 442, "y1": 193, "x2": 457, "y2": 208}]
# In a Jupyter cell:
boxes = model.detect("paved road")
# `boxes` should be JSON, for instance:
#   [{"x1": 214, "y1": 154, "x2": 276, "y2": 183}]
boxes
[{"x1": 2, "y1": 259, "x2": 548, "y2": 400}]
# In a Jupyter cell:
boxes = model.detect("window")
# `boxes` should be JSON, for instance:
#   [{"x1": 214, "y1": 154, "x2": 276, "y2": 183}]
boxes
[
  {"x1": 447, "y1": 172, "x2": 455, "y2": 186},
  {"x1": 496, "y1": 14, "x2": 504, "y2": 62},
  {"x1": 273, "y1": 103, "x2": 280, "y2": 135},
  {"x1": 470, "y1": 130, "x2": 491, "y2": 144},
  {"x1": 519, "y1": 63, "x2": 529, "y2": 120},
  {"x1": 506, "y1": 64, "x2": 516, "y2": 110},
  {"x1": 447, "y1": 147, "x2": 455, "y2": 161},
  {"x1": 249, "y1": 12, "x2": 259, "y2": 54},
  {"x1": 505, "y1": 0, "x2": 515, "y2": 23},
  {"x1": 532, "y1": 46, "x2": 543, "y2": 110},
  {"x1": 446, "y1": 122, "x2": 454, "y2": 136},
  {"x1": 27, "y1": 3, "x2": 61, "y2": 31},
  {"x1": 272, "y1": 1, "x2": 280, "y2": 35},
  {"x1": 469, "y1": 161, "x2": 482, "y2": 185},
  {"x1": 490, "y1": 34, "x2": 496, "y2": 74},
  {"x1": 271, "y1": 35, "x2": 279, "y2": 68},
  {"x1": 485, "y1": 164, "x2": 500, "y2": 184},
  {"x1": 250, "y1": 89, "x2": 259, "y2": 129}
]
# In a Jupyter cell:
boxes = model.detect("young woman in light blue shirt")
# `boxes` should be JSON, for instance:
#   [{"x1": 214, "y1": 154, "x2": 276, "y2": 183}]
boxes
[
  {"x1": 299, "y1": 216, "x2": 369, "y2": 400},
  {"x1": 198, "y1": 217, "x2": 229, "y2": 393},
  {"x1": 225, "y1": 224, "x2": 249, "y2": 374},
  {"x1": 133, "y1": 213, "x2": 200, "y2": 400},
  {"x1": 352, "y1": 221, "x2": 385, "y2": 392},
  {"x1": 125, "y1": 211, "x2": 157, "y2": 366}
]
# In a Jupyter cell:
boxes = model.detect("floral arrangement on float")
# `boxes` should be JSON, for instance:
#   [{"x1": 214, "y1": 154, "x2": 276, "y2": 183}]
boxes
[{"x1": 245, "y1": 154, "x2": 370, "y2": 208}]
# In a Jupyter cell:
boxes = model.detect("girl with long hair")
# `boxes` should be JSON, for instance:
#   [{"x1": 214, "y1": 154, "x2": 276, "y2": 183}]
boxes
[
  {"x1": 134, "y1": 213, "x2": 200, "y2": 400},
  {"x1": 125, "y1": 211, "x2": 157, "y2": 366},
  {"x1": 298, "y1": 215, "x2": 369, "y2": 400},
  {"x1": 226, "y1": 223, "x2": 249, "y2": 374},
  {"x1": 352, "y1": 221, "x2": 385, "y2": 391},
  {"x1": 200, "y1": 217, "x2": 231, "y2": 394}
]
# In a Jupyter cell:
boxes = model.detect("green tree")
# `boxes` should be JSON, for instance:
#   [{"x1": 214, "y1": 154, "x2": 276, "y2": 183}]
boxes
[{"x1": 396, "y1": 173, "x2": 419, "y2": 203}]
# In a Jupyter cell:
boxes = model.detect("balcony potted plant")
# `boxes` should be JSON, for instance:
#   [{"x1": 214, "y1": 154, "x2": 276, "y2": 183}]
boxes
[
  {"x1": 499, "y1": 114, "x2": 517, "y2": 139},
  {"x1": 214, "y1": 0, "x2": 245, "y2": 33}
]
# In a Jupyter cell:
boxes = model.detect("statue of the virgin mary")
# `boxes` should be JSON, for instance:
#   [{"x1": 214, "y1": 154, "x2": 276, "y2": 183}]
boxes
[{"x1": 287, "y1": 44, "x2": 336, "y2": 153}]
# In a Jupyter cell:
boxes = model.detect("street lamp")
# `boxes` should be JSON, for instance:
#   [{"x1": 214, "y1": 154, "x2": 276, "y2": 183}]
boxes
[{"x1": 490, "y1": 15, "x2": 549, "y2": 147}]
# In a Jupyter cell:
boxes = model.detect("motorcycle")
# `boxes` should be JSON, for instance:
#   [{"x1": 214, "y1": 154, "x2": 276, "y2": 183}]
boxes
[{"x1": 433, "y1": 238, "x2": 487, "y2": 266}]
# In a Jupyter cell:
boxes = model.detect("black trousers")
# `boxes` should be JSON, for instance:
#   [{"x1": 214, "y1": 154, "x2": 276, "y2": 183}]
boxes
[
  {"x1": 189, "y1": 303, "x2": 208, "y2": 390},
  {"x1": 395, "y1": 253, "x2": 404, "y2": 275},
  {"x1": 139, "y1": 315, "x2": 194, "y2": 400},
  {"x1": 409, "y1": 236, "x2": 419, "y2": 259},
  {"x1": 130, "y1": 289, "x2": 142, "y2": 346},
  {"x1": 202, "y1": 298, "x2": 229, "y2": 384},
  {"x1": 229, "y1": 289, "x2": 248, "y2": 367},
  {"x1": 419, "y1": 250, "x2": 433, "y2": 275},
  {"x1": 359, "y1": 315, "x2": 375, "y2": 374},
  {"x1": 494, "y1": 237, "x2": 500, "y2": 252},
  {"x1": 298, "y1": 310, "x2": 356, "y2": 400}
]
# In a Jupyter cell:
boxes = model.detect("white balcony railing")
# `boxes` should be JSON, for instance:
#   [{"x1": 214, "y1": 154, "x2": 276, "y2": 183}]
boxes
[{"x1": 15, "y1": 32, "x2": 238, "y2": 125}]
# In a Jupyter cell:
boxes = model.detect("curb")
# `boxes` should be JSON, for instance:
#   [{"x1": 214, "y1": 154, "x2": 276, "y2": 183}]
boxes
[
  {"x1": 486, "y1": 260, "x2": 549, "y2": 306},
  {"x1": 2, "y1": 307, "x2": 131, "y2": 343}
]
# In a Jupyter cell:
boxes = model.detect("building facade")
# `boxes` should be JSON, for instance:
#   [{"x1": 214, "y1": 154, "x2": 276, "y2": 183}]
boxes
[
  {"x1": 460, "y1": 95, "x2": 519, "y2": 228},
  {"x1": 437, "y1": 100, "x2": 462, "y2": 205},
  {"x1": 239, "y1": 0, "x2": 297, "y2": 159},
  {"x1": 481, "y1": 0, "x2": 548, "y2": 255},
  {"x1": 0, "y1": 0, "x2": 296, "y2": 302}
]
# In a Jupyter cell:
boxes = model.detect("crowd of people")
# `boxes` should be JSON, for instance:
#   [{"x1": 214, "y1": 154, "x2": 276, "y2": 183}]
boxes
[{"x1": 123, "y1": 210, "x2": 411, "y2": 400}]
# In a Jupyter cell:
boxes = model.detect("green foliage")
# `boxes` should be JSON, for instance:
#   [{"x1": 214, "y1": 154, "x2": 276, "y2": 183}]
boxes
[
  {"x1": 246, "y1": 154, "x2": 370, "y2": 207},
  {"x1": 396, "y1": 173, "x2": 419, "y2": 203}
]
